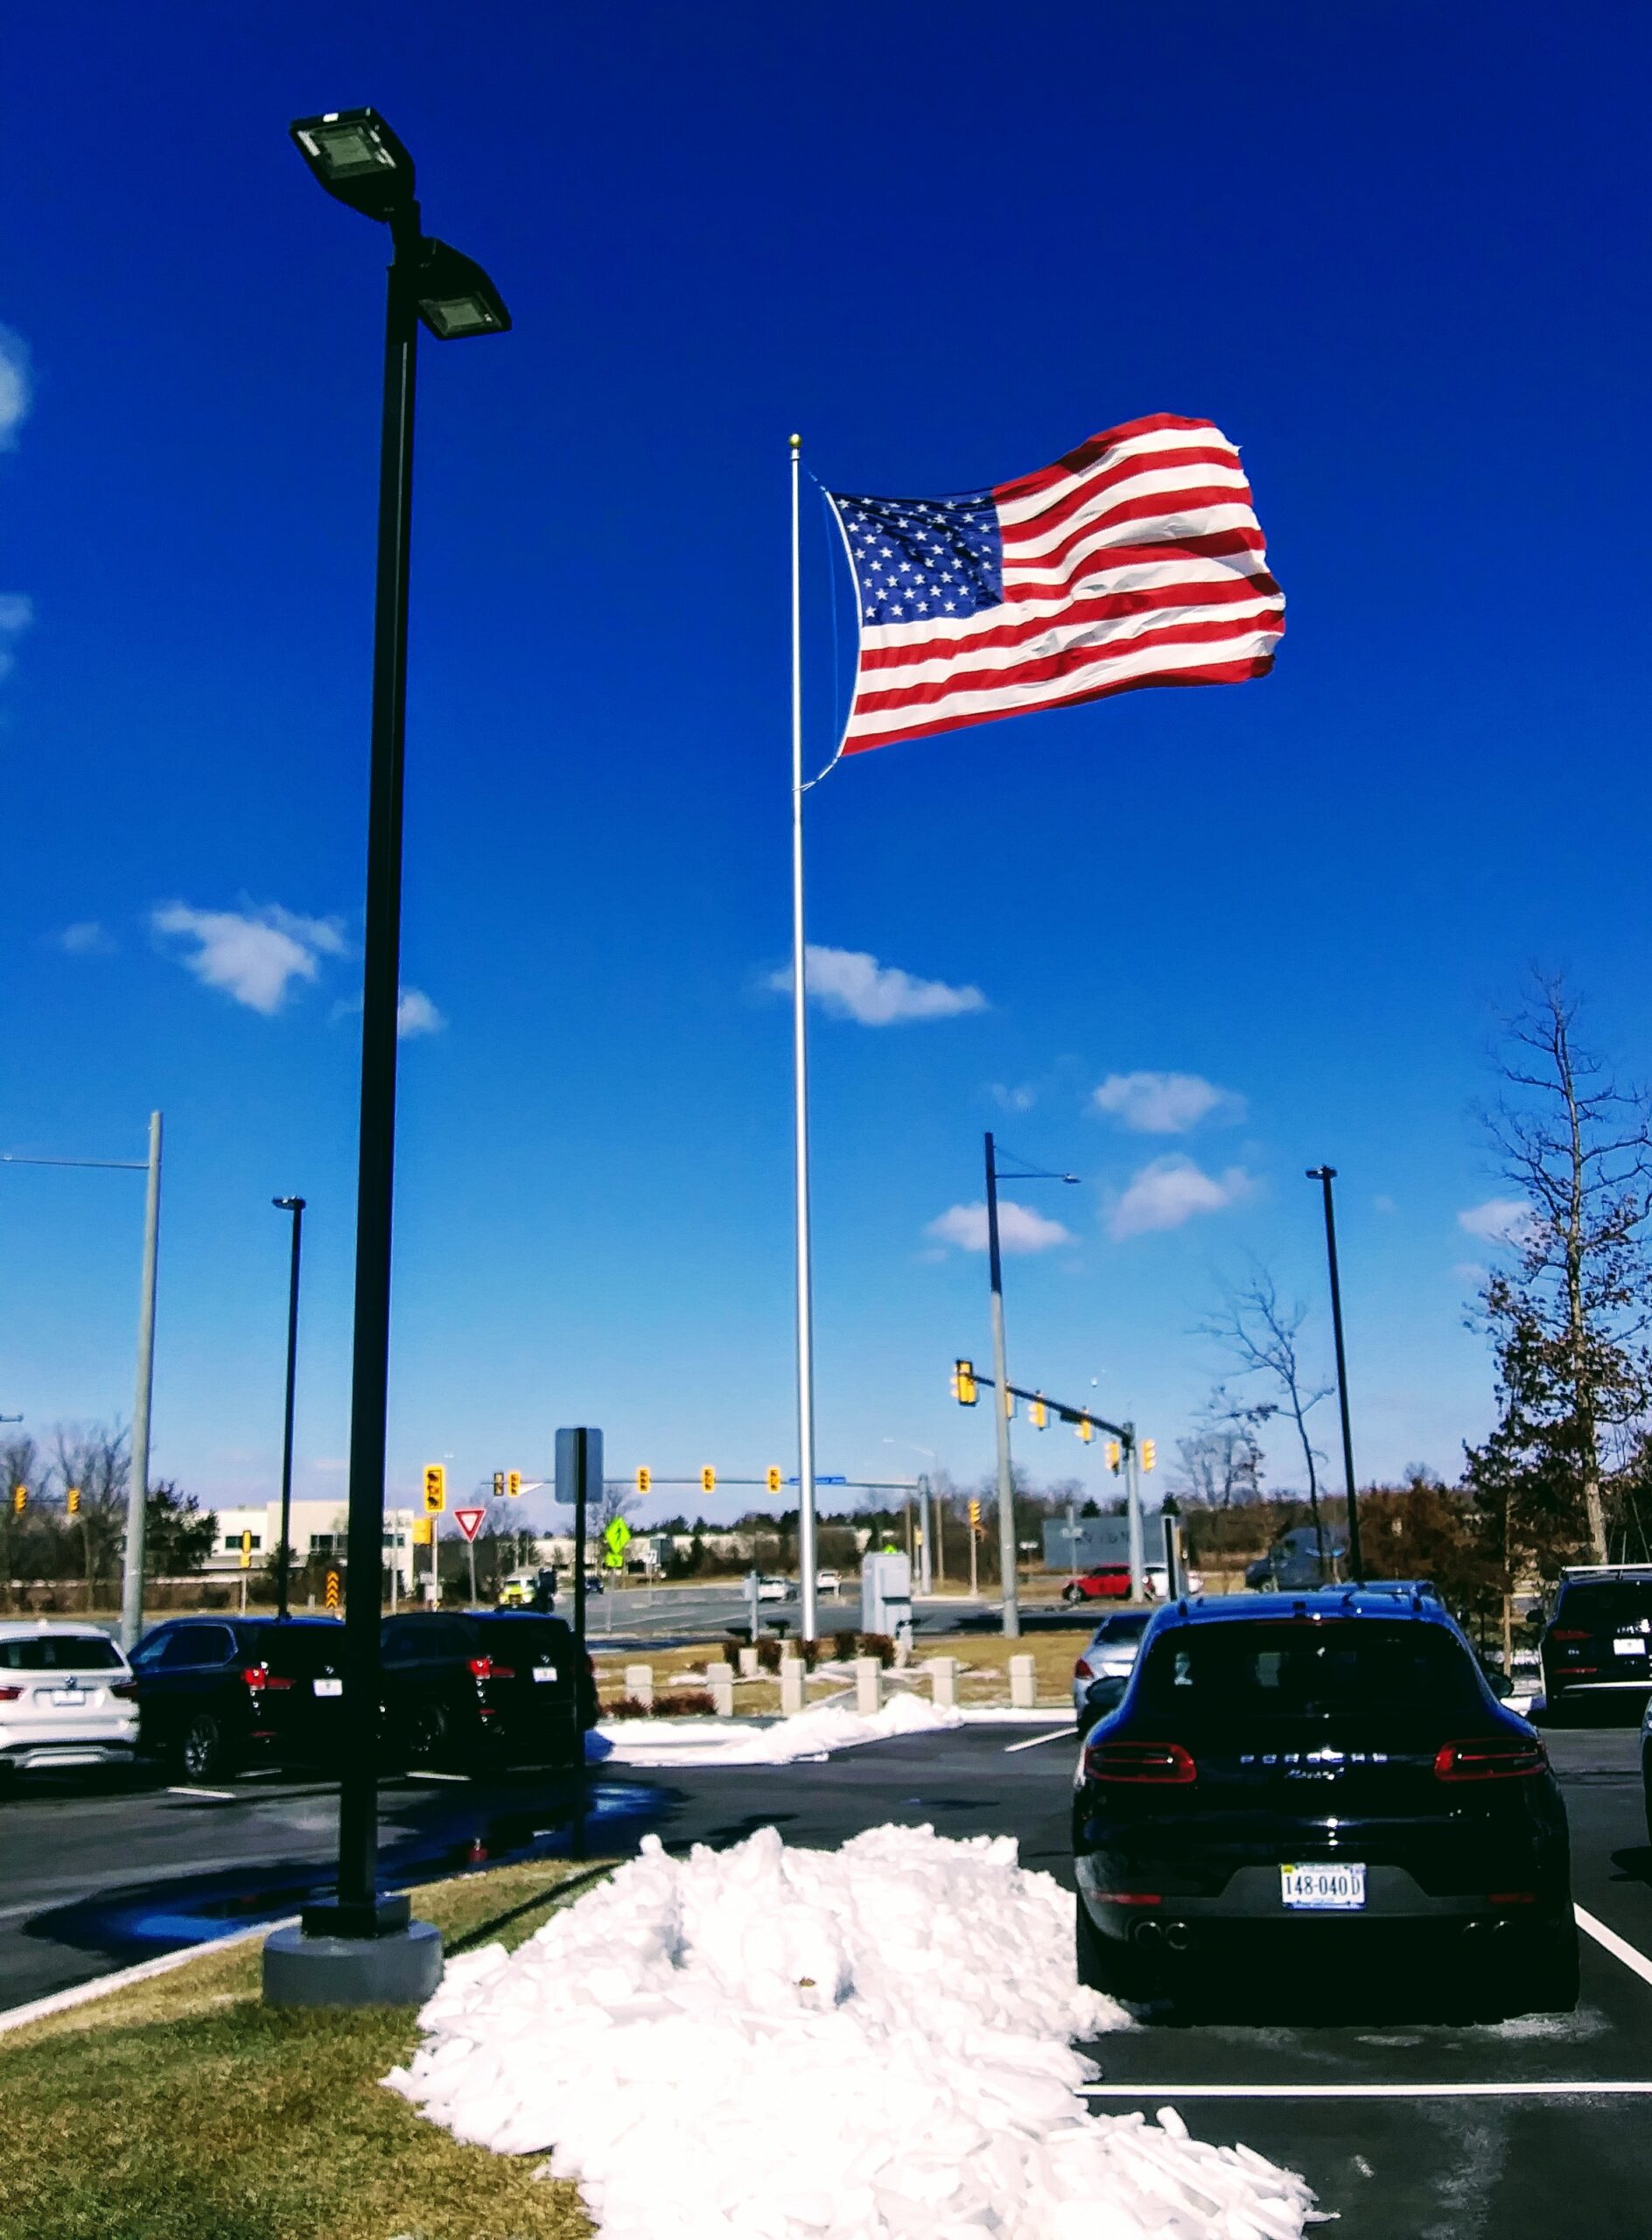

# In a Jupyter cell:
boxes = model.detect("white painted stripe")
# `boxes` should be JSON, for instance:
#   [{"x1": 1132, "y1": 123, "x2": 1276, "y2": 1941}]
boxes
[
  {"x1": 864, "y1": 592, "x2": 1284, "y2": 694},
  {"x1": 860, "y1": 551, "x2": 1277, "y2": 653},
  {"x1": 165, "y1": 1786, "x2": 238, "y2": 1802},
  {"x1": 994, "y1": 425, "x2": 1241, "y2": 526},
  {"x1": 1003, "y1": 501, "x2": 1265, "y2": 579},
  {"x1": 0, "y1": 1914, "x2": 298, "y2": 2038},
  {"x1": 1576, "y1": 1901, "x2": 1652, "y2": 1988},
  {"x1": 1079, "y1": 2080, "x2": 1652, "y2": 2101},
  {"x1": 1004, "y1": 1726, "x2": 1077, "y2": 1754},
  {"x1": 1005, "y1": 465, "x2": 1255, "y2": 557},
  {"x1": 845, "y1": 627, "x2": 1281, "y2": 738}
]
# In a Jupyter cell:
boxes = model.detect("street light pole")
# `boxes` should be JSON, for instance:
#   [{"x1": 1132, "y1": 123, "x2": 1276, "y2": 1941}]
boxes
[
  {"x1": 1307, "y1": 1166, "x2": 1363, "y2": 1583},
  {"x1": 272, "y1": 1197, "x2": 306, "y2": 1621}
]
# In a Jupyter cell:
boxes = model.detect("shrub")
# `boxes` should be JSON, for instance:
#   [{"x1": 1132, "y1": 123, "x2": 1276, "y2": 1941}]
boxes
[
  {"x1": 857, "y1": 1632, "x2": 897, "y2": 1668},
  {"x1": 755, "y1": 1637, "x2": 783, "y2": 1673},
  {"x1": 657, "y1": 1689, "x2": 717, "y2": 1717},
  {"x1": 831, "y1": 1628, "x2": 859, "y2": 1662},
  {"x1": 607, "y1": 1695, "x2": 652, "y2": 1719}
]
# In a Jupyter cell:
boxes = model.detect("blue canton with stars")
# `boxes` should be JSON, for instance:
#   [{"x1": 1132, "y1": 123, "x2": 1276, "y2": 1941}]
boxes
[{"x1": 831, "y1": 490, "x2": 1004, "y2": 627}]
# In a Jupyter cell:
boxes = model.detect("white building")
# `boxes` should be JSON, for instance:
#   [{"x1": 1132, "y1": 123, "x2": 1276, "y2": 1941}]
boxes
[{"x1": 206, "y1": 1499, "x2": 417, "y2": 1595}]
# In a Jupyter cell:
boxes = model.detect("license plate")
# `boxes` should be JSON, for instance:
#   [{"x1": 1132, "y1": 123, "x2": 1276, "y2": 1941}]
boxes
[
  {"x1": 313, "y1": 1677, "x2": 343, "y2": 1697},
  {"x1": 50, "y1": 1690, "x2": 83, "y2": 1708},
  {"x1": 1613, "y1": 1637, "x2": 1645, "y2": 1658},
  {"x1": 533, "y1": 1667, "x2": 559, "y2": 1684},
  {"x1": 1281, "y1": 1863, "x2": 1366, "y2": 1910}
]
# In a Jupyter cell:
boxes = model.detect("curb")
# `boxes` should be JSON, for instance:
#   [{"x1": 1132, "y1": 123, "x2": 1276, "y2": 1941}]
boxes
[{"x1": 0, "y1": 1915, "x2": 298, "y2": 2040}]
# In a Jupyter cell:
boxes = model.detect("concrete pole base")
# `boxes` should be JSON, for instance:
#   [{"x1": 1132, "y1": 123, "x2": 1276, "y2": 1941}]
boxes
[{"x1": 262, "y1": 1918, "x2": 444, "y2": 2008}]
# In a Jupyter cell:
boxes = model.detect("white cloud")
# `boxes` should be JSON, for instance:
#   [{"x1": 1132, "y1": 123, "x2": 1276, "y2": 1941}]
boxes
[
  {"x1": 0, "y1": 327, "x2": 30, "y2": 452},
  {"x1": 1110, "y1": 1155, "x2": 1254, "y2": 1238},
  {"x1": 768, "y1": 945, "x2": 988, "y2": 1026},
  {"x1": 1458, "y1": 1197, "x2": 1535, "y2": 1245},
  {"x1": 397, "y1": 987, "x2": 445, "y2": 1039},
  {"x1": 1091, "y1": 1070, "x2": 1242, "y2": 1134},
  {"x1": 991, "y1": 1082, "x2": 1038, "y2": 1113},
  {"x1": 57, "y1": 920, "x2": 116, "y2": 956},
  {"x1": 151, "y1": 901, "x2": 347, "y2": 1014},
  {"x1": 927, "y1": 1199, "x2": 1074, "y2": 1254}
]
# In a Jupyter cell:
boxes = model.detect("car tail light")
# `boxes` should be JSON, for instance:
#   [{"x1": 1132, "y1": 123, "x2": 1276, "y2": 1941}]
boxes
[
  {"x1": 111, "y1": 1680, "x2": 138, "y2": 1700},
  {"x1": 1083, "y1": 1738, "x2": 1196, "y2": 1784},
  {"x1": 241, "y1": 1664, "x2": 293, "y2": 1692},
  {"x1": 467, "y1": 1656, "x2": 515, "y2": 1680},
  {"x1": 0, "y1": 1685, "x2": 21, "y2": 1702},
  {"x1": 1550, "y1": 1628, "x2": 1590, "y2": 1642},
  {"x1": 1100, "y1": 1890, "x2": 1162, "y2": 1906},
  {"x1": 1074, "y1": 1656, "x2": 1095, "y2": 1678},
  {"x1": 1488, "y1": 1891, "x2": 1537, "y2": 1905},
  {"x1": 1434, "y1": 1737, "x2": 1547, "y2": 1782}
]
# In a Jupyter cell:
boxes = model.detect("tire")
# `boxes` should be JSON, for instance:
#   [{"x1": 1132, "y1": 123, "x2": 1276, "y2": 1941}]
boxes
[
  {"x1": 406, "y1": 1701, "x2": 450, "y2": 1767},
  {"x1": 1519, "y1": 1909, "x2": 1581, "y2": 2014},
  {"x1": 1075, "y1": 1894, "x2": 1156, "y2": 2000},
  {"x1": 177, "y1": 1713, "x2": 226, "y2": 1784},
  {"x1": 1061, "y1": 1584, "x2": 1083, "y2": 1604}
]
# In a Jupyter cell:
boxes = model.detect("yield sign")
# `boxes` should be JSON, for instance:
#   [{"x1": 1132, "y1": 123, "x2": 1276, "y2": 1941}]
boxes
[{"x1": 453, "y1": 1507, "x2": 485, "y2": 1544}]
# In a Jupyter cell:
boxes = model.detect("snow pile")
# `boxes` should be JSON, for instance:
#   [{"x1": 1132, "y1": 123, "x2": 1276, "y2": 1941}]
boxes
[
  {"x1": 593, "y1": 1690, "x2": 962, "y2": 1768},
  {"x1": 387, "y1": 1824, "x2": 1317, "y2": 2239}
]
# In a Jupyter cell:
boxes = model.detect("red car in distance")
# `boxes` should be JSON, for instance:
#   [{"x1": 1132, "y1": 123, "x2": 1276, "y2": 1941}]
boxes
[{"x1": 1061, "y1": 1565, "x2": 1133, "y2": 1603}]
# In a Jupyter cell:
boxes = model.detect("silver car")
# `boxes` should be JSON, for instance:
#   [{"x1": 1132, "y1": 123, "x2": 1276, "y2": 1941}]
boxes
[
  {"x1": 0, "y1": 1620, "x2": 138, "y2": 1775},
  {"x1": 1072, "y1": 1610, "x2": 1152, "y2": 1730}
]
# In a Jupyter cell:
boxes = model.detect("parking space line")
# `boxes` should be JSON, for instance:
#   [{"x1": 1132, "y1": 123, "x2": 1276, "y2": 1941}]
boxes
[
  {"x1": 1004, "y1": 1727, "x2": 1076, "y2": 1754},
  {"x1": 1576, "y1": 1902, "x2": 1652, "y2": 1989},
  {"x1": 164, "y1": 1787, "x2": 238, "y2": 1802},
  {"x1": 1079, "y1": 2081, "x2": 1652, "y2": 2099}
]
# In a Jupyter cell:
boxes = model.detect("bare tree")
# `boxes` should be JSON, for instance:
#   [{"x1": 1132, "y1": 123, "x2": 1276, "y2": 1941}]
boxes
[
  {"x1": 1472, "y1": 971, "x2": 1652, "y2": 1563},
  {"x1": 0, "y1": 1436, "x2": 38, "y2": 1610},
  {"x1": 51, "y1": 1424, "x2": 130, "y2": 1609},
  {"x1": 1200, "y1": 1265, "x2": 1332, "y2": 1563},
  {"x1": 1175, "y1": 1386, "x2": 1267, "y2": 1506}
]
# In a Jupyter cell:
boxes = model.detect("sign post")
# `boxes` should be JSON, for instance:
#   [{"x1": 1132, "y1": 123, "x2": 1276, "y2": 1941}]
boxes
[{"x1": 556, "y1": 1428, "x2": 603, "y2": 1660}]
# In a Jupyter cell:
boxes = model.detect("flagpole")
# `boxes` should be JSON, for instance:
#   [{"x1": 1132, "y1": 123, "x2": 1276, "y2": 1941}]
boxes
[{"x1": 790, "y1": 433, "x2": 821, "y2": 1647}]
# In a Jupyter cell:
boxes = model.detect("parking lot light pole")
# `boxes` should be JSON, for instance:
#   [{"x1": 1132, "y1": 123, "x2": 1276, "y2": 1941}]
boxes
[
  {"x1": 263, "y1": 109, "x2": 508, "y2": 2012},
  {"x1": 1307, "y1": 1166, "x2": 1364, "y2": 1583},
  {"x1": 272, "y1": 1198, "x2": 305, "y2": 1621}
]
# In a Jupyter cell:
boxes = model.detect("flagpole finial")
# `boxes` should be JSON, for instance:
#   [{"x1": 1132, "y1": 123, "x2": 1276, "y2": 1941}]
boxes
[{"x1": 788, "y1": 432, "x2": 802, "y2": 451}]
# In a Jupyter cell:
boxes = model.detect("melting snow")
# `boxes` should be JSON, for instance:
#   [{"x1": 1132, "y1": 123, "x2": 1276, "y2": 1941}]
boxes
[
  {"x1": 592, "y1": 1691, "x2": 963, "y2": 1768},
  {"x1": 386, "y1": 1823, "x2": 1318, "y2": 2239}
]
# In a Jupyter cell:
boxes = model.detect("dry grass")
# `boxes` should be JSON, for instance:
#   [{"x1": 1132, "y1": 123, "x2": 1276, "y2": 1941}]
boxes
[{"x1": 0, "y1": 1858, "x2": 617, "y2": 2240}]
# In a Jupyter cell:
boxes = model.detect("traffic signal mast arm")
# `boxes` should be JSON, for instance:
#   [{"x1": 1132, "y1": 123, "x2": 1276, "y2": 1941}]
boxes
[{"x1": 950, "y1": 1362, "x2": 1134, "y2": 1450}]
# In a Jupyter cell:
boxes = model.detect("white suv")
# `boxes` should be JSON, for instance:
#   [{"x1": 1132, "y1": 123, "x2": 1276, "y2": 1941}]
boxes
[{"x1": 0, "y1": 1621, "x2": 138, "y2": 1775}]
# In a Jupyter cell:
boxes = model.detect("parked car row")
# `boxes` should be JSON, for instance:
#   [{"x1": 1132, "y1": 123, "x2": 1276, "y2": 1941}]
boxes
[{"x1": 0, "y1": 1610, "x2": 599, "y2": 1788}]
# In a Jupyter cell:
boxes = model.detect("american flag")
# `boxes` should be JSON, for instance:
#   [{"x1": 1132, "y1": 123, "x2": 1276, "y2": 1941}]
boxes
[{"x1": 826, "y1": 414, "x2": 1284, "y2": 758}]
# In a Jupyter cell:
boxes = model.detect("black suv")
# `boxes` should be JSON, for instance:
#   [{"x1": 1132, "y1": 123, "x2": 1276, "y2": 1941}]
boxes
[
  {"x1": 1540, "y1": 1567, "x2": 1652, "y2": 1707},
  {"x1": 380, "y1": 1611, "x2": 596, "y2": 1770},
  {"x1": 130, "y1": 1615, "x2": 346, "y2": 1781},
  {"x1": 1073, "y1": 1589, "x2": 1575, "y2": 2010}
]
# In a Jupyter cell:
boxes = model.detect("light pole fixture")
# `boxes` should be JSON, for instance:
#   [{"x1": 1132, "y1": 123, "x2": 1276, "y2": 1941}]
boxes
[
  {"x1": 264, "y1": 108, "x2": 509, "y2": 2013},
  {"x1": 271, "y1": 1198, "x2": 306, "y2": 1622},
  {"x1": 1306, "y1": 1166, "x2": 1364, "y2": 1584},
  {"x1": 983, "y1": 1134, "x2": 1080, "y2": 1638}
]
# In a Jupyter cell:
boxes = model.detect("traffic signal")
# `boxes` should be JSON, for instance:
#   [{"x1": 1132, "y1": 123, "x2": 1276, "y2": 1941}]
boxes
[
  {"x1": 507, "y1": 1471, "x2": 522, "y2": 1499},
  {"x1": 766, "y1": 1466, "x2": 781, "y2": 1494},
  {"x1": 10, "y1": 1486, "x2": 24, "y2": 1514},
  {"x1": 66, "y1": 1486, "x2": 80, "y2": 1516},
  {"x1": 411, "y1": 1516, "x2": 432, "y2": 1546},
  {"x1": 701, "y1": 1466, "x2": 716, "y2": 1493},
  {"x1": 950, "y1": 1359, "x2": 978, "y2": 1405},
  {"x1": 423, "y1": 1464, "x2": 446, "y2": 1515},
  {"x1": 240, "y1": 1530, "x2": 254, "y2": 1571},
  {"x1": 635, "y1": 1466, "x2": 652, "y2": 1495},
  {"x1": 1029, "y1": 1394, "x2": 1047, "y2": 1431},
  {"x1": 1141, "y1": 1439, "x2": 1157, "y2": 1473},
  {"x1": 1105, "y1": 1441, "x2": 1121, "y2": 1474},
  {"x1": 968, "y1": 1497, "x2": 981, "y2": 1526},
  {"x1": 1076, "y1": 1418, "x2": 1094, "y2": 1444},
  {"x1": 492, "y1": 1472, "x2": 505, "y2": 1499},
  {"x1": 1004, "y1": 1388, "x2": 1015, "y2": 1419}
]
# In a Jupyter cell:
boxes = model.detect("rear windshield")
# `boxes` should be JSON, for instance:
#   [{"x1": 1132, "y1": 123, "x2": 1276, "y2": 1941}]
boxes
[
  {"x1": 1136, "y1": 1620, "x2": 1482, "y2": 1718},
  {"x1": 255, "y1": 1624, "x2": 345, "y2": 1676},
  {"x1": 475, "y1": 1619, "x2": 571, "y2": 1660},
  {"x1": 1093, "y1": 1614, "x2": 1151, "y2": 1645},
  {"x1": 1556, "y1": 1582, "x2": 1652, "y2": 1628},
  {"x1": 0, "y1": 1634, "x2": 124, "y2": 1671}
]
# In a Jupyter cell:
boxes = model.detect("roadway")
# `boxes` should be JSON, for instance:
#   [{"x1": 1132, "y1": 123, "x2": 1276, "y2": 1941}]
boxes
[{"x1": 3, "y1": 1705, "x2": 1648, "y2": 2233}]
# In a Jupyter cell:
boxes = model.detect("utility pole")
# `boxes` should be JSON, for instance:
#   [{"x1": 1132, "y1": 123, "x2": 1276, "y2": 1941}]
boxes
[
  {"x1": 1307, "y1": 1166, "x2": 1364, "y2": 1582},
  {"x1": 272, "y1": 1196, "x2": 305, "y2": 1621},
  {"x1": 1123, "y1": 1424, "x2": 1145, "y2": 1600},
  {"x1": 984, "y1": 1132, "x2": 1020, "y2": 1638},
  {"x1": 122, "y1": 1112, "x2": 163, "y2": 1649}
]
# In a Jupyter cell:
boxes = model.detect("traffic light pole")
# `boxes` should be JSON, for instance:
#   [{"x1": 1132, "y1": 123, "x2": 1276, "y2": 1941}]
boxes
[
  {"x1": 984, "y1": 1134, "x2": 1020, "y2": 1639},
  {"x1": 1308, "y1": 1166, "x2": 1364, "y2": 1583}
]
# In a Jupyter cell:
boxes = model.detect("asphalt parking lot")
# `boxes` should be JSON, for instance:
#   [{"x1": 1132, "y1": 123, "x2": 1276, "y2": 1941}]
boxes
[{"x1": 3, "y1": 1707, "x2": 1648, "y2": 2235}]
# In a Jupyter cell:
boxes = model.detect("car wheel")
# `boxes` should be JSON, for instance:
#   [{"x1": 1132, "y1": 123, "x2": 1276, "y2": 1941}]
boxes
[
  {"x1": 177, "y1": 1713, "x2": 226, "y2": 1784},
  {"x1": 406, "y1": 1702, "x2": 450, "y2": 1767},
  {"x1": 1075, "y1": 1894, "x2": 1155, "y2": 2000},
  {"x1": 1517, "y1": 1909, "x2": 1581, "y2": 2014},
  {"x1": 1061, "y1": 1583, "x2": 1082, "y2": 1604}
]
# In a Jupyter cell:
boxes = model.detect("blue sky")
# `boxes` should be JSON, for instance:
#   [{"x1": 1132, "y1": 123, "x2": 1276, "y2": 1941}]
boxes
[{"x1": 3, "y1": 3, "x2": 1648, "y2": 1527}]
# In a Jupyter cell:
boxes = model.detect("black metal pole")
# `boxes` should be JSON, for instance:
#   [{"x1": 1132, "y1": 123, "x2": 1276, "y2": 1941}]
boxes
[
  {"x1": 1309, "y1": 1166, "x2": 1363, "y2": 1583},
  {"x1": 572, "y1": 1430, "x2": 589, "y2": 1657},
  {"x1": 276, "y1": 1198, "x2": 305, "y2": 1621},
  {"x1": 322, "y1": 210, "x2": 420, "y2": 1940}
]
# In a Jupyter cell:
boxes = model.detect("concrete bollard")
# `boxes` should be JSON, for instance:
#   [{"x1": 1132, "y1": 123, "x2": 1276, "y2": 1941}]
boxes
[
  {"x1": 855, "y1": 1656, "x2": 882, "y2": 1716},
  {"x1": 624, "y1": 1662, "x2": 654, "y2": 1711},
  {"x1": 780, "y1": 1656, "x2": 806, "y2": 1715},
  {"x1": 738, "y1": 1646, "x2": 760, "y2": 1679},
  {"x1": 930, "y1": 1656, "x2": 957, "y2": 1710},
  {"x1": 707, "y1": 1660, "x2": 735, "y2": 1717},
  {"x1": 1009, "y1": 1653, "x2": 1036, "y2": 1710}
]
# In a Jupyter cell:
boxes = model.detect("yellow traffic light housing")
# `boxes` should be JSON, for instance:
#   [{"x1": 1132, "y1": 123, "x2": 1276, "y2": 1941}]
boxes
[
  {"x1": 950, "y1": 1358, "x2": 978, "y2": 1405},
  {"x1": 1076, "y1": 1418, "x2": 1094, "y2": 1444},
  {"x1": 11, "y1": 1486, "x2": 24, "y2": 1514},
  {"x1": 507, "y1": 1470, "x2": 522, "y2": 1498},
  {"x1": 635, "y1": 1466, "x2": 652, "y2": 1495},
  {"x1": 701, "y1": 1466, "x2": 716, "y2": 1494},
  {"x1": 1029, "y1": 1394, "x2": 1047, "y2": 1431},
  {"x1": 1141, "y1": 1439, "x2": 1157, "y2": 1473},
  {"x1": 492, "y1": 1472, "x2": 505, "y2": 1499},
  {"x1": 766, "y1": 1466, "x2": 782, "y2": 1494},
  {"x1": 423, "y1": 1464, "x2": 446, "y2": 1515},
  {"x1": 66, "y1": 1486, "x2": 81, "y2": 1516},
  {"x1": 1105, "y1": 1442, "x2": 1121, "y2": 1474},
  {"x1": 968, "y1": 1497, "x2": 981, "y2": 1526}
]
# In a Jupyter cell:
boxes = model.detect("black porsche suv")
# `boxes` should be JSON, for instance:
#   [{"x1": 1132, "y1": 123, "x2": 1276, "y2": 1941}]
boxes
[
  {"x1": 1540, "y1": 1566, "x2": 1652, "y2": 1707},
  {"x1": 1073, "y1": 1588, "x2": 1576, "y2": 2010}
]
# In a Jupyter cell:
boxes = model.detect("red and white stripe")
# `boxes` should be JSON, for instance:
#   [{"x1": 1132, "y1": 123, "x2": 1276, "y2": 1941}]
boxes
[{"x1": 835, "y1": 414, "x2": 1284, "y2": 756}]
